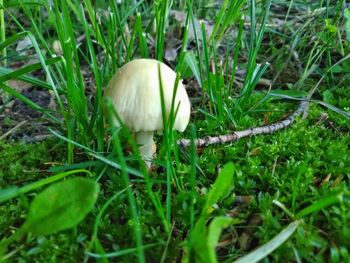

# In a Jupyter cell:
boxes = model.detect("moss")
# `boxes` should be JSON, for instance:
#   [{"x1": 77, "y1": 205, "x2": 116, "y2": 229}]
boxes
[
  {"x1": 193, "y1": 102, "x2": 350, "y2": 261},
  {"x1": 0, "y1": 140, "x2": 64, "y2": 187}
]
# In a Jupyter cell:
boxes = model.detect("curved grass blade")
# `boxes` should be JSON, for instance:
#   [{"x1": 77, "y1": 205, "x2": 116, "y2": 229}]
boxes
[
  {"x1": 3, "y1": 0, "x2": 46, "y2": 8},
  {"x1": 0, "y1": 82, "x2": 61, "y2": 123},
  {"x1": 297, "y1": 192, "x2": 349, "y2": 218},
  {"x1": 86, "y1": 243, "x2": 162, "y2": 259},
  {"x1": 0, "y1": 56, "x2": 62, "y2": 84},
  {"x1": 0, "y1": 67, "x2": 54, "y2": 90},
  {"x1": 234, "y1": 220, "x2": 301, "y2": 263},
  {"x1": 50, "y1": 128, "x2": 144, "y2": 178},
  {"x1": 0, "y1": 169, "x2": 92, "y2": 203}
]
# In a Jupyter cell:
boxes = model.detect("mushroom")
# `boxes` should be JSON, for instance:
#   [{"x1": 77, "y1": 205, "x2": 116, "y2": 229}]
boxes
[{"x1": 104, "y1": 58, "x2": 191, "y2": 165}]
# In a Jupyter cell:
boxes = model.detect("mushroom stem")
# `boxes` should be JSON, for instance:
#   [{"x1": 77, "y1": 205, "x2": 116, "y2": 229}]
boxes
[{"x1": 136, "y1": 131, "x2": 156, "y2": 166}]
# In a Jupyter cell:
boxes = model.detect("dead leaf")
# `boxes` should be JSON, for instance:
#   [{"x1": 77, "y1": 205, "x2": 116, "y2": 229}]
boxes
[
  {"x1": 16, "y1": 36, "x2": 32, "y2": 55},
  {"x1": 321, "y1": 174, "x2": 331, "y2": 186},
  {"x1": 8, "y1": 79, "x2": 33, "y2": 93},
  {"x1": 331, "y1": 176, "x2": 343, "y2": 188},
  {"x1": 238, "y1": 214, "x2": 262, "y2": 250},
  {"x1": 248, "y1": 147, "x2": 261, "y2": 156},
  {"x1": 165, "y1": 46, "x2": 179, "y2": 62},
  {"x1": 170, "y1": 10, "x2": 214, "y2": 41},
  {"x1": 235, "y1": 195, "x2": 254, "y2": 205},
  {"x1": 52, "y1": 40, "x2": 63, "y2": 56},
  {"x1": 47, "y1": 90, "x2": 56, "y2": 110}
]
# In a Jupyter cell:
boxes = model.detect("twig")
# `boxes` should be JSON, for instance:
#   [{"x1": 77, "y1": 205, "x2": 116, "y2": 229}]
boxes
[
  {"x1": 178, "y1": 101, "x2": 308, "y2": 147},
  {"x1": 0, "y1": 120, "x2": 27, "y2": 140}
]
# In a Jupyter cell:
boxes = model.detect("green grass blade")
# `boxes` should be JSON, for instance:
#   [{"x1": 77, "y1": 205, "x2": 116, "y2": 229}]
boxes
[
  {"x1": 0, "y1": 56, "x2": 62, "y2": 83},
  {"x1": 0, "y1": 31, "x2": 28, "y2": 51},
  {"x1": 0, "y1": 0, "x2": 6, "y2": 67},
  {"x1": 86, "y1": 243, "x2": 161, "y2": 259},
  {"x1": 135, "y1": 13, "x2": 149, "y2": 58},
  {"x1": 120, "y1": 0, "x2": 144, "y2": 25},
  {"x1": 234, "y1": 220, "x2": 301, "y2": 263},
  {"x1": 86, "y1": 188, "x2": 128, "y2": 262},
  {"x1": 236, "y1": 0, "x2": 271, "y2": 112},
  {"x1": 105, "y1": 101, "x2": 145, "y2": 263},
  {"x1": 0, "y1": 82, "x2": 61, "y2": 123},
  {"x1": 77, "y1": 0, "x2": 104, "y2": 151},
  {"x1": 0, "y1": 169, "x2": 91, "y2": 203},
  {"x1": 49, "y1": 129, "x2": 144, "y2": 178},
  {"x1": 0, "y1": 28, "x2": 65, "y2": 114},
  {"x1": 297, "y1": 192, "x2": 348, "y2": 218},
  {"x1": 189, "y1": 1, "x2": 204, "y2": 97},
  {"x1": 3, "y1": 0, "x2": 46, "y2": 8},
  {"x1": 229, "y1": 17, "x2": 244, "y2": 93},
  {"x1": 210, "y1": 0, "x2": 244, "y2": 44},
  {"x1": 183, "y1": 51, "x2": 201, "y2": 86},
  {"x1": 202, "y1": 162, "x2": 235, "y2": 216},
  {"x1": 0, "y1": 67, "x2": 56, "y2": 91},
  {"x1": 189, "y1": 124, "x2": 197, "y2": 234},
  {"x1": 155, "y1": 1, "x2": 166, "y2": 61},
  {"x1": 200, "y1": 20, "x2": 213, "y2": 106},
  {"x1": 157, "y1": 63, "x2": 172, "y2": 230},
  {"x1": 104, "y1": 98, "x2": 169, "y2": 233}
]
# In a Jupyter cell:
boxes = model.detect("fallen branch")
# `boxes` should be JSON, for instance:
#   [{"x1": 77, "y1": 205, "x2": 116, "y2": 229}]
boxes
[{"x1": 177, "y1": 101, "x2": 309, "y2": 148}]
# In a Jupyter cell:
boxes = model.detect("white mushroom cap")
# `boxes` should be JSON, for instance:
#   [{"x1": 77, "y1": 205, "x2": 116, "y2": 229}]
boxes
[{"x1": 104, "y1": 58, "x2": 191, "y2": 132}]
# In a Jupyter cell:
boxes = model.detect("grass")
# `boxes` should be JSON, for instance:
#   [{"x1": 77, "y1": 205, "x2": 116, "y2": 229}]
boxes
[{"x1": 0, "y1": 0, "x2": 349, "y2": 262}]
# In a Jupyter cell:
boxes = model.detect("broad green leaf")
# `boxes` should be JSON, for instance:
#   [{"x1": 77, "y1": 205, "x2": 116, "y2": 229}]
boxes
[
  {"x1": 328, "y1": 64, "x2": 346, "y2": 73},
  {"x1": 325, "y1": 19, "x2": 338, "y2": 33},
  {"x1": 189, "y1": 217, "x2": 209, "y2": 263},
  {"x1": 207, "y1": 217, "x2": 237, "y2": 262},
  {"x1": 322, "y1": 90, "x2": 336, "y2": 105},
  {"x1": 203, "y1": 162, "x2": 235, "y2": 215},
  {"x1": 186, "y1": 163, "x2": 236, "y2": 263},
  {"x1": 189, "y1": 217, "x2": 238, "y2": 263},
  {"x1": 23, "y1": 177, "x2": 99, "y2": 235},
  {"x1": 234, "y1": 220, "x2": 301, "y2": 263}
]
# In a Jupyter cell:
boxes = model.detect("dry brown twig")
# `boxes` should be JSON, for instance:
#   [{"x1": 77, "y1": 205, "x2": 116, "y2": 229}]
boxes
[
  {"x1": 0, "y1": 120, "x2": 27, "y2": 140},
  {"x1": 178, "y1": 52, "x2": 350, "y2": 148},
  {"x1": 177, "y1": 100, "x2": 309, "y2": 148}
]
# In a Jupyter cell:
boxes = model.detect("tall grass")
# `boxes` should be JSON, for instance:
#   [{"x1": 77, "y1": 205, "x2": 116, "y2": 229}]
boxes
[
  {"x1": 187, "y1": 0, "x2": 272, "y2": 128},
  {"x1": 0, "y1": 0, "x2": 264, "y2": 259},
  {"x1": 106, "y1": 101, "x2": 145, "y2": 262},
  {"x1": 2, "y1": 0, "x2": 347, "y2": 261}
]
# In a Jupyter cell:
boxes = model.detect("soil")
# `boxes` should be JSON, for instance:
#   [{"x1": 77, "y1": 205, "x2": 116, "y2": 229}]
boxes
[{"x1": 0, "y1": 88, "x2": 53, "y2": 141}]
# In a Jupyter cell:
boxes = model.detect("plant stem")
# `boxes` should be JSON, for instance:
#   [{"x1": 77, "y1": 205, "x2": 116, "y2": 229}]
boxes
[{"x1": 0, "y1": 0, "x2": 6, "y2": 66}]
